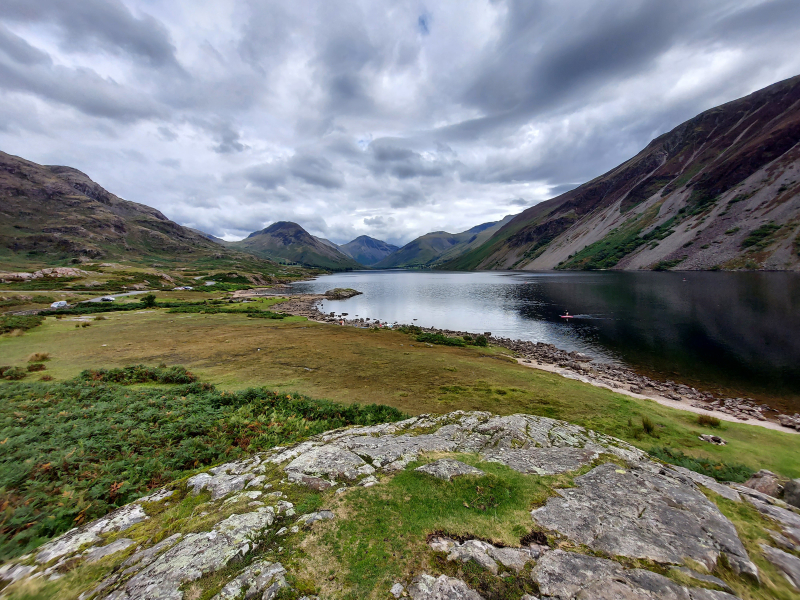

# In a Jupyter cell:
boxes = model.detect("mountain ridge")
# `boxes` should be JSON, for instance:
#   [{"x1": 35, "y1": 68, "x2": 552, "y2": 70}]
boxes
[
  {"x1": 230, "y1": 221, "x2": 362, "y2": 270},
  {"x1": 444, "y1": 74, "x2": 800, "y2": 272},
  {"x1": 374, "y1": 215, "x2": 515, "y2": 269}
]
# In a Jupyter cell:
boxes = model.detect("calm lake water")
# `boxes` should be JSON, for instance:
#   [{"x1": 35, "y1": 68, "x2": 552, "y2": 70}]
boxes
[{"x1": 291, "y1": 270, "x2": 800, "y2": 411}]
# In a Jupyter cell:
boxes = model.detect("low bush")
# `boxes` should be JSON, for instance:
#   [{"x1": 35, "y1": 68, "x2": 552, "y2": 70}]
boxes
[
  {"x1": 648, "y1": 447, "x2": 753, "y2": 483},
  {"x1": 697, "y1": 414, "x2": 721, "y2": 427},
  {"x1": 475, "y1": 335, "x2": 488, "y2": 347},
  {"x1": 0, "y1": 315, "x2": 45, "y2": 335},
  {"x1": 2, "y1": 367, "x2": 27, "y2": 380},
  {"x1": 27, "y1": 363, "x2": 46, "y2": 372},
  {"x1": 78, "y1": 364, "x2": 198, "y2": 385},
  {"x1": 641, "y1": 415, "x2": 656, "y2": 435},
  {"x1": 0, "y1": 372, "x2": 406, "y2": 560},
  {"x1": 416, "y1": 332, "x2": 466, "y2": 347},
  {"x1": 27, "y1": 352, "x2": 50, "y2": 362}
]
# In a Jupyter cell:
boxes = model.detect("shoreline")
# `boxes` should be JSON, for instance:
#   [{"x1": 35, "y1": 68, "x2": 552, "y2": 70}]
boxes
[
  {"x1": 514, "y1": 358, "x2": 797, "y2": 434},
  {"x1": 235, "y1": 288, "x2": 800, "y2": 436}
]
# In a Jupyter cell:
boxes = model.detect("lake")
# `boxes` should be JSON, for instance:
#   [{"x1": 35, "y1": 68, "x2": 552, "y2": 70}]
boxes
[{"x1": 291, "y1": 270, "x2": 800, "y2": 411}]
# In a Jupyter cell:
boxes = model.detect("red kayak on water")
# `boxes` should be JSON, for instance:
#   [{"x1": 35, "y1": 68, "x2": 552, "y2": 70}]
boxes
[{"x1": 560, "y1": 312, "x2": 573, "y2": 319}]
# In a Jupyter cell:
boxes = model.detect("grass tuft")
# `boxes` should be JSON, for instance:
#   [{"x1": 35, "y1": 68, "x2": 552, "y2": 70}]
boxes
[
  {"x1": 697, "y1": 414, "x2": 721, "y2": 428},
  {"x1": 648, "y1": 447, "x2": 753, "y2": 482},
  {"x1": 27, "y1": 352, "x2": 50, "y2": 363}
]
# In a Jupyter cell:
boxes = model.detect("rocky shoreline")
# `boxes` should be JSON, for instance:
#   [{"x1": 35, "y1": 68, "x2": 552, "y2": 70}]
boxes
[{"x1": 247, "y1": 290, "x2": 800, "y2": 435}]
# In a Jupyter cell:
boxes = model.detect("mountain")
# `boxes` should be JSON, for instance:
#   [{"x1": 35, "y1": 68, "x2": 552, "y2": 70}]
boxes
[
  {"x1": 446, "y1": 75, "x2": 800, "y2": 272},
  {"x1": 0, "y1": 151, "x2": 282, "y2": 274},
  {"x1": 338, "y1": 235, "x2": 399, "y2": 266},
  {"x1": 185, "y1": 228, "x2": 226, "y2": 245},
  {"x1": 375, "y1": 216, "x2": 515, "y2": 269},
  {"x1": 230, "y1": 221, "x2": 362, "y2": 270}
]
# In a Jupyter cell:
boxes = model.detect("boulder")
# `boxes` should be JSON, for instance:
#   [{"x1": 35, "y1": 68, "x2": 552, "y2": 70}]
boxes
[
  {"x1": 784, "y1": 479, "x2": 800, "y2": 509},
  {"x1": 743, "y1": 469, "x2": 782, "y2": 498}
]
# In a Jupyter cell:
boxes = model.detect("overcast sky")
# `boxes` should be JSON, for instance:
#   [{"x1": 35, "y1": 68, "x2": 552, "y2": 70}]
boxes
[{"x1": 2, "y1": 0, "x2": 800, "y2": 245}]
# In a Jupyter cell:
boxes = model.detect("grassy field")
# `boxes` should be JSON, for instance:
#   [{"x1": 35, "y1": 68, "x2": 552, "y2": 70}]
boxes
[{"x1": 1, "y1": 307, "x2": 798, "y2": 479}]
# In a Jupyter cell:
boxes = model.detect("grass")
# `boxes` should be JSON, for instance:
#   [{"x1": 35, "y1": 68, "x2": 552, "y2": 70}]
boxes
[
  {"x1": 647, "y1": 447, "x2": 753, "y2": 482},
  {"x1": 742, "y1": 222, "x2": 782, "y2": 250},
  {"x1": 0, "y1": 316, "x2": 44, "y2": 335},
  {"x1": 301, "y1": 454, "x2": 572, "y2": 598},
  {"x1": 0, "y1": 375, "x2": 405, "y2": 561},
  {"x1": 0, "y1": 309, "x2": 797, "y2": 478},
  {"x1": 698, "y1": 414, "x2": 721, "y2": 427}
]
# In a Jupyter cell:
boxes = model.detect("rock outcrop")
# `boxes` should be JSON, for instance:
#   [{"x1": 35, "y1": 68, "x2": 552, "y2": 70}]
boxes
[{"x1": 2, "y1": 410, "x2": 796, "y2": 599}]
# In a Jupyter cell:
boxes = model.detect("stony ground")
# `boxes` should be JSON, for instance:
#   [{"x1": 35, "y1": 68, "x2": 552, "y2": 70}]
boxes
[{"x1": 1, "y1": 411, "x2": 798, "y2": 599}]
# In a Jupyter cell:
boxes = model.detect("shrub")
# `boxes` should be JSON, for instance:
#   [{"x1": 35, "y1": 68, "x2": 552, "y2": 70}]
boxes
[
  {"x1": 641, "y1": 415, "x2": 655, "y2": 435},
  {"x1": 475, "y1": 335, "x2": 488, "y2": 347},
  {"x1": 27, "y1": 363, "x2": 46, "y2": 372},
  {"x1": 79, "y1": 365, "x2": 198, "y2": 385},
  {"x1": 94, "y1": 315, "x2": 107, "y2": 321},
  {"x1": 81, "y1": 322, "x2": 91, "y2": 328},
  {"x1": 27, "y1": 352, "x2": 50, "y2": 362},
  {"x1": 648, "y1": 447, "x2": 753, "y2": 483},
  {"x1": 39, "y1": 375, "x2": 54, "y2": 381},
  {"x1": 1, "y1": 315, "x2": 44, "y2": 335},
  {"x1": 0, "y1": 376, "x2": 406, "y2": 560},
  {"x1": 416, "y1": 333, "x2": 465, "y2": 347},
  {"x1": 141, "y1": 293, "x2": 157, "y2": 308},
  {"x1": 2, "y1": 367, "x2": 27, "y2": 380},
  {"x1": 697, "y1": 414, "x2": 721, "y2": 427}
]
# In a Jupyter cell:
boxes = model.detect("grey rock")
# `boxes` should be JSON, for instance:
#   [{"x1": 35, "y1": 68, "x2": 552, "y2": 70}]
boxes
[
  {"x1": 532, "y1": 550, "x2": 742, "y2": 599},
  {"x1": 285, "y1": 471, "x2": 333, "y2": 491},
  {"x1": 446, "y1": 539, "x2": 500, "y2": 574},
  {"x1": 187, "y1": 472, "x2": 255, "y2": 500},
  {"x1": 0, "y1": 563, "x2": 36, "y2": 584},
  {"x1": 415, "y1": 459, "x2": 485, "y2": 481},
  {"x1": 760, "y1": 544, "x2": 800, "y2": 588},
  {"x1": 482, "y1": 446, "x2": 600, "y2": 475},
  {"x1": 531, "y1": 464, "x2": 756, "y2": 577},
  {"x1": 211, "y1": 560, "x2": 287, "y2": 599},
  {"x1": 669, "y1": 466, "x2": 741, "y2": 502},
  {"x1": 743, "y1": 470, "x2": 782, "y2": 498},
  {"x1": 673, "y1": 567, "x2": 734, "y2": 593},
  {"x1": 104, "y1": 508, "x2": 274, "y2": 599},
  {"x1": 36, "y1": 503, "x2": 148, "y2": 564},
  {"x1": 390, "y1": 582, "x2": 405, "y2": 598},
  {"x1": 407, "y1": 573, "x2": 484, "y2": 599},
  {"x1": 359, "y1": 475, "x2": 378, "y2": 487},
  {"x1": 121, "y1": 533, "x2": 182, "y2": 576},
  {"x1": 285, "y1": 445, "x2": 366, "y2": 480},
  {"x1": 84, "y1": 538, "x2": 136, "y2": 564},
  {"x1": 770, "y1": 530, "x2": 799, "y2": 551},
  {"x1": 699, "y1": 434, "x2": 727, "y2": 445},
  {"x1": 784, "y1": 479, "x2": 800, "y2": 509},
  {"x1": 742, "y1": 494, "x2": 800, "y2": 531},
  {"x1": 297, "y1": 510, "x2": 335, "y2": 526},
  {"x1": 430, "y1": 536, "x2": 532, "y2": 574}
]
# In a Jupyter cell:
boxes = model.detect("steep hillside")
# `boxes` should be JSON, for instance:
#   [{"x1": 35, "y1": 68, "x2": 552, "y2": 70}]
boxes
[
  {"x1": 339, "y1": 235, "x2": 399, "y2": 266},
  {"x1": 0, "y1": 151, "x2": 286, "y2": 277},
  {"x1": 446, "y1": 75, "x2": 800, "y2": 272},
  {"x1": 231, "y1": 222, "x2": 362, "y2": 270},
  {"x1": 376, "y1": 216, "x2": 514, "y2": 269}
]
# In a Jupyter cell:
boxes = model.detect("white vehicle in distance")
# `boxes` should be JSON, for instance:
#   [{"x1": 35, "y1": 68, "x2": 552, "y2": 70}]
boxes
[
  {"x1": 100, "y1": 296, "x2": 115, "y2": 302},
  {"x1": 50, "y1": 300, "x2": 68, "y2": 308}
]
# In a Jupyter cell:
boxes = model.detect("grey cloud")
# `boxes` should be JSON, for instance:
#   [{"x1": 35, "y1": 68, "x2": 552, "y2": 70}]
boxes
[
  {"x1": 243, "y1": 162, "x2": 287, "y2": 191},
  {"x1": 368, "y1": 139, "x2": 446, "y2": 179},
  {"x1": 2, "y1": 0, "x2": 179, "y2": 68},
  {"x1": 1, "y1": 0, "x2": 799, "y2": 247},
  {"x1": 288, "y1": 154, "x2": 344, "y2": 189}
]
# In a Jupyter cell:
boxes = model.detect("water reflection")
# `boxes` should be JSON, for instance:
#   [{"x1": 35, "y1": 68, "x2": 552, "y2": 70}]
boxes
[{"x1": 291, "y1": 270, "x2": 800, "y2": 409}]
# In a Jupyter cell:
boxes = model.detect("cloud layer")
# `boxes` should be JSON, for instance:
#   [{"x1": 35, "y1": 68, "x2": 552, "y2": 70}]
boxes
[{"x1": 2, "y1": 0, "x2": 799, "y2": 245}]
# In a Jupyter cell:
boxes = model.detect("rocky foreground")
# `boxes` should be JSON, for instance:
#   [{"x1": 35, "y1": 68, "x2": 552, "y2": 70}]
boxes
[{"x1": 2, "y1": 411, "x2": 799, "y2": 599}]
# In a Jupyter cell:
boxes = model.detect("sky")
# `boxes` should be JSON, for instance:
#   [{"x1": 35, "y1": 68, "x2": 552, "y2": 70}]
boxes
[{"x1": 1, "y1": 1, "x2": 800, "y2": 246}]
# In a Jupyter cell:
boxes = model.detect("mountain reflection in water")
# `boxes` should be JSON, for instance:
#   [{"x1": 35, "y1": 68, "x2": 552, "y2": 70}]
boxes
[{"x1": 291, "y1": 270, "x2": 800, "y2": 411}]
